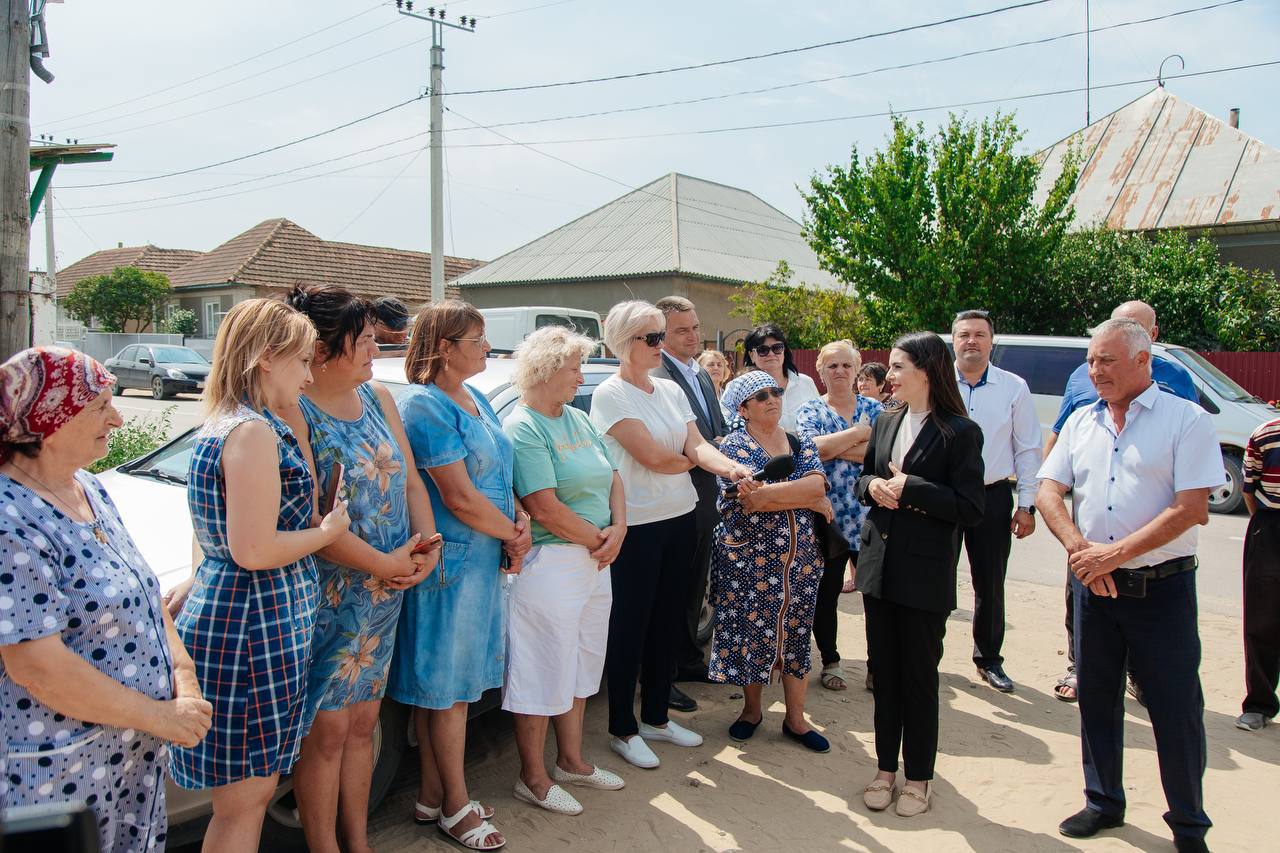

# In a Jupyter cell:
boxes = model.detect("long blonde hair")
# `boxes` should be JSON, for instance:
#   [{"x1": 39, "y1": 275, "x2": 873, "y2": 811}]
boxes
[
  {"x1": 404, "y1": 299, "x2": 485, "y2": 386},
  {"x1": 204, "y1": 298, "x2": 316, "y2": 416}
]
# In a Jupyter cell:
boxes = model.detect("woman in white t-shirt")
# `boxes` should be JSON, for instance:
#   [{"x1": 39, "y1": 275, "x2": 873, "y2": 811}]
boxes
[
  {"x1": 590, "y1": 301, "x2": 755, "y2": 770},
  {"x1": 738, "y1": 324, "x2": 821, "y2": 432}
]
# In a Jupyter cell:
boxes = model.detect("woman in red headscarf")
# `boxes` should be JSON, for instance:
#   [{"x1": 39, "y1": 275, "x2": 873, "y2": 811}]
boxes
[{"x1": 0, "y1": 346, "x2": 213, "y2": 852}]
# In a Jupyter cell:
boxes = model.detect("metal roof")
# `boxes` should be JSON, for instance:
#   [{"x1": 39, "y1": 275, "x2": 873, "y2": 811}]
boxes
[
  {"x1": 1034, "y1": 88, "x2": 1280, "y2": 232},
  {"x1": 456, "y1": 173, "x2": 841, "y2": 289}
]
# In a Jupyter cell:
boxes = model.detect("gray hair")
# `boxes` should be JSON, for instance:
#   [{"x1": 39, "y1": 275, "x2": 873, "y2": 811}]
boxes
[
  {"x1": 511, "y1": 325, "x2": 597, "y2": 393},
  {"x1": 1091, "y1": 317, "x2": 1151, "y2": 357},
  {"x1": 603, "y1": 300, "x2": 664, "y2": 360}
]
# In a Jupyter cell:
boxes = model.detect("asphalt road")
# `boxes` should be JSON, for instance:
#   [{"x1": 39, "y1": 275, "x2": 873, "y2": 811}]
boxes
[{"x1": 111, "y1": 388, "x2": 206, "y2": 434}]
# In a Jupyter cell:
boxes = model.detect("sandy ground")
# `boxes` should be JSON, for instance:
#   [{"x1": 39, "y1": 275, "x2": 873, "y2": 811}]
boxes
[{"x1": 367, "y1": 575, "x2": 1277, "y2": 853}]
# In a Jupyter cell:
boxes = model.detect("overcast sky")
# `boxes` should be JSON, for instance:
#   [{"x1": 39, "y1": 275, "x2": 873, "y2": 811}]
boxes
[{"x1": 28, "y1": 0, "x2": 1280, "y2": 274}]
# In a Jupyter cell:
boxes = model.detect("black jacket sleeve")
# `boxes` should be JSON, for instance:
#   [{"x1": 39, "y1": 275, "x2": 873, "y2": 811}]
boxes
[{"x1": 899, "y1": 420, "x2": 986, "y2": 526}]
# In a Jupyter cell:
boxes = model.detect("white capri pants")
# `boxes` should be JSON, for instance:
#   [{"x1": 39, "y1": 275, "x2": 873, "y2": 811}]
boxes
[{"x1": 503, "y1": 542, "x2": 613, "y2": 716}]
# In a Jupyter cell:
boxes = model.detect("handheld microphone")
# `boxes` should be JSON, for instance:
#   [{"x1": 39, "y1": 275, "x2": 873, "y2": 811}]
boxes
[{"x1": 724, "y1": 453, "x2": 795, "y2": 496}]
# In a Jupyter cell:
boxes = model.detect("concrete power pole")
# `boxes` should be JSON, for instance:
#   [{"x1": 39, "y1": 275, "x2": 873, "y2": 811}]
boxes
[
  {"x1": 395, "y1": 1, "x2": 475, "y2": 303},
  {"x1": 1, "y1": 0, "x2": 32, "y2": 359}
]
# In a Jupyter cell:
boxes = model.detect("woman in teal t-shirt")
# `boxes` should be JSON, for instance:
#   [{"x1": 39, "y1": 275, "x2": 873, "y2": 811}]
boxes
[{"x1": 503, "y1": 326, "x2": 628, "y2": 817}]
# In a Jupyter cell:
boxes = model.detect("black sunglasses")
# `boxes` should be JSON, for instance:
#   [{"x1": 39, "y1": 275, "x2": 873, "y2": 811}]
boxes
[
  {"x1": 753, "y1": 342, "x2": 786, "y2": 357},
  {"x1": 634, "y1": 331, "x2": 666, "y2": 347},
  {"x1": 745, "y1": 387, "x2": 784, "y2": 405}
]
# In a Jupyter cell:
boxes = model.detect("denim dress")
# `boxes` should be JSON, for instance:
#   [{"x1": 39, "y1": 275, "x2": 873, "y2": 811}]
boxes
[{"x1": 388, "y1": 382, "x2": 514, "y2": 709}]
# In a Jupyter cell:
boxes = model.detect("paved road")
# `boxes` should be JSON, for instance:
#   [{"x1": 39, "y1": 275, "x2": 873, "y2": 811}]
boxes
[{"x1": 111, "y1": 389, "x2": 205, "y2": 434}]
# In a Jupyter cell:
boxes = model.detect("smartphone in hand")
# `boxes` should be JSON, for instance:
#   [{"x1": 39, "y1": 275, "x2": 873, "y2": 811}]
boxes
[
  {"x1": 320, "y1": 461, "x2": 345, "y2": 516},
  {"x1": 411, "y1": 533, "x2": 443, "y2": 555}
]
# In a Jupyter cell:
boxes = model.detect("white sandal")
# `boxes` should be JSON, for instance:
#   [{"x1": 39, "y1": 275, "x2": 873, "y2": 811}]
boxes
[
  {"x1": 513, "y1": 779, "x2": 583, "y2": 815},
  {"x1": 415, "y1": 799, "x2": 494, "y2": 825},
  {"x1": 438, "y1": 802, "x2": 506, "y2": 850}
]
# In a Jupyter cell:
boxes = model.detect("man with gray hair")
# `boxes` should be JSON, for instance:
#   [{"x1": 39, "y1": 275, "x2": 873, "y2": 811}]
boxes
[{"x1": 1037, "y1": 318, "x2": 1222, "y2": 852}]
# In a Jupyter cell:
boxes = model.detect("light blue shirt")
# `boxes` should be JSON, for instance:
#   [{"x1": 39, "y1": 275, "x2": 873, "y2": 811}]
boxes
[
  {"x1": 1038, "y1": 381, "x2": 1224, "y2": 568},
  {"x1": 956, "y1": 362, "x2": 1042, "y2": 507},
  {"x1": 662, "y1": 351, "x2": 711, "y2": 421}
]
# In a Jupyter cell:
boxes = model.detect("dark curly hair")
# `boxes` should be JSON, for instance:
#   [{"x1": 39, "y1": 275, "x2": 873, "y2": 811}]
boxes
[{"x1": 284, "y1": 283, "x2": 377, "y2": 363}]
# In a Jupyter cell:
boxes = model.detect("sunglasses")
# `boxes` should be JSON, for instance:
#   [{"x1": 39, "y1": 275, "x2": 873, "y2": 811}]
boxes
[
  {"x1": 634, "y1": 331, "x2": 666, "y2": 347},
  {"x1": 753, "y1": 342, "x2": 786, "y2": 357},
  {"x1": 745, "y1": 387, "x2": 784, "y2": 405}
]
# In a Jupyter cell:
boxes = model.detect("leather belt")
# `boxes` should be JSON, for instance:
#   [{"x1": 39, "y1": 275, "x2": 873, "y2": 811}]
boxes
[{"x1": 1116, "y1": 555, "x2": 1197, "y2": 583}]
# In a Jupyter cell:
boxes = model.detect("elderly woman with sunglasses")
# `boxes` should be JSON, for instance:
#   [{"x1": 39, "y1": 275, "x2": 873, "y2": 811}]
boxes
[
  {"x1": 590, "y1": 301, "x2": 754, "y2": 770},
  {"x1": 709, "y1": 371, "x2": 833, "y2": 752},
  {"x1": 739, "y1": 324, "x2": 820, "y2": 432}
]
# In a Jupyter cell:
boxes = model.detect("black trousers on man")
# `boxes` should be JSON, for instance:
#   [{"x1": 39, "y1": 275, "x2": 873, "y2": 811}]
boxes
[
  {"x1": 1243, "y1": 508, "x2": 1280, "y2": 719},
  {"x1": 962, "y1": 482, "x2": 1013, "y2": 669},
  {"x1": 675, "y1": 484, "x2": 718, "y2": 673}
]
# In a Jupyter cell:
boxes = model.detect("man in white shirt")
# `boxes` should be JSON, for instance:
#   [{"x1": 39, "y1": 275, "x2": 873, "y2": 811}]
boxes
[
  {"x1": 1037, "y1": 318, "x2": 1221, "y2": 852},
  {"x1": 952, "y1": 310, "x2": 1041, "y2": 693}
]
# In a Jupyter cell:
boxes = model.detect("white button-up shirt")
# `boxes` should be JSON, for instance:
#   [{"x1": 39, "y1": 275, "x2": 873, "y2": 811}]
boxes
[
  {"x1": 1037, "y1": 381, "x2": 1224, "y2": 568},
  {"x1": 662, "y1": 350, "x2": 712, "y2": 421},
  {"x1": 956, "y1": 362, "x2": 1042, "y2": 507}
]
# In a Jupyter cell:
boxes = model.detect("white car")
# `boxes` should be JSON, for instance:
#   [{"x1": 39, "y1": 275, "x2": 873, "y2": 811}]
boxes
[{"x1": 96, "y1": 356, "x2": 618, "y2": 850}]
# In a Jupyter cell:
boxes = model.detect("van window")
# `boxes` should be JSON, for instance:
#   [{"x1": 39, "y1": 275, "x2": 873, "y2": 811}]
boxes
[
  {"x1": 536, "y1": 314, "x2": 601, "y2": 340},
  {"x1": 993, "y1": 345, "x2": 1084, "y2": 396},
  {"x1": 1164, "y1": 348, "x2": 1256, "y2": 403}
]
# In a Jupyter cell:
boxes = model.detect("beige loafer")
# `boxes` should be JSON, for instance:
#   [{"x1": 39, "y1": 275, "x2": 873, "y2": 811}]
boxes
[
  {"x1": 895, "y1": 781, "x2": 931, "y2": 817},
  {"x1": 863, "y1": 780, "x2": 896, "y2": 811}
]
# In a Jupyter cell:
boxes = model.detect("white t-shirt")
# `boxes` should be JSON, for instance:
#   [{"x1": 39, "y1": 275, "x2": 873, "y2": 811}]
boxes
[
  {"x1": 590, "y1": 375, "x2": 698, "y2": 525},
  {"x1": 781, "y1": 370, "x2": 822, "y2": 433}
]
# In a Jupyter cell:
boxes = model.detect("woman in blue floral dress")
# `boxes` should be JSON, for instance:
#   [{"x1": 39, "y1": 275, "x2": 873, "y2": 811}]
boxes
[
  {"x1": 171, "y1": 299, "x2": 350, "y2": 852},
  {"x1": 282, "y1": 284, "x2": 439, "y2": 853},
  {"x1": 796, "y1": 341, "x2": 883, "y2": 692},
  {"x1": 710, "y1": 371, "x2": 833, "y2": 754}
]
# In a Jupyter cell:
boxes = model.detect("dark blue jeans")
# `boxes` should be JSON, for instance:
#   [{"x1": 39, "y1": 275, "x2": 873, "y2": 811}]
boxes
[{"x1": 1072, "y1": 570, "x2": 1211, "y2": 840}]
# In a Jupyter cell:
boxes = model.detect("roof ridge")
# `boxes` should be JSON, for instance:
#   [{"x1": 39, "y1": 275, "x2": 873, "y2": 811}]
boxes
[{"x1": 228, "y1": 218, "x2": 298, "y2": 282}]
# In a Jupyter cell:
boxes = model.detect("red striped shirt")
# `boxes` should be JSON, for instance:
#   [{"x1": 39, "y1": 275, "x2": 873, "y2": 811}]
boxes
[{"x1": 1244, "y1": 417, "x2": 1280, "y2": 511}]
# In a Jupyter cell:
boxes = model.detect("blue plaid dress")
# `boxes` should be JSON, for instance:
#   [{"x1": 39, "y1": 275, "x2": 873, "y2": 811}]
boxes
[{"x1": 170, "y1": 406, "x2": 319, "y2": 788}]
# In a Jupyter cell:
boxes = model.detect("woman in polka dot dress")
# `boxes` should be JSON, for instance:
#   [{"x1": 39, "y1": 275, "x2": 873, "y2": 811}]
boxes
[{"x1": 0, "y1": 346, "x2": 213, "y2": 853}]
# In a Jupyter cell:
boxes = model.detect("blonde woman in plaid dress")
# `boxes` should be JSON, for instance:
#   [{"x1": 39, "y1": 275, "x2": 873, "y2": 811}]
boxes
[{"x1": 170, "y1": 299, "x2": 350, "y2": 852}]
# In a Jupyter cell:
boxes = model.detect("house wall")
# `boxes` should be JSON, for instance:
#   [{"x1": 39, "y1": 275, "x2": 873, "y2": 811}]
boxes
[
  {"x1": 1211, "y1": 233, "x2": 1280, "y2": 280},
  {"x1": 170, "y1": 286, "x2": 258, "y2": 338}
]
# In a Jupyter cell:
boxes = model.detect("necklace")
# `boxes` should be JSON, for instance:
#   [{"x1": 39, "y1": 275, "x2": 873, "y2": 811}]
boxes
[{"x1": 7, "y1": 461, "x2": 105, "y2": 543}]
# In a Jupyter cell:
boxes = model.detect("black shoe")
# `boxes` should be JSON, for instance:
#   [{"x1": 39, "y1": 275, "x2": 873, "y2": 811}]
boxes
[
  {"x1": 1174, "y1": 836, "x2": 1210, "y2": 853},
  {"x1": 976, "y1": 665, "x2": 1015, "y2": 693},
  {"x1": 728, "y1": 715, "x2": 761, "y2": 743},
  {"x1": 781, "y1": 721, "x2": 830, "y2": 754},
  {"x1": 675, "y1": 664, "x2": 712, "y2": 683},
  {"x1": 1058, "y1": 808, "x2": 1124, "y2": 838},
  {"x1": 668, "y1": 684, "x2": 698, "y2": 712}
]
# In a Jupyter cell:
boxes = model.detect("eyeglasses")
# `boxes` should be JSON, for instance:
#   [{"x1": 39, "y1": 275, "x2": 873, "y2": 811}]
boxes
[
  {"x1": 745, "y1": 387, "x2": 784, "y2": 405},
  {"x1": 448, "y1": 336, "x2": 489, "y2": 346},
  {"x1": 752, "y1": 342, "x2": 785, "y2": 357},
  {"x1": 634, "y1": 331, "x2": 666, "y2": 347}
]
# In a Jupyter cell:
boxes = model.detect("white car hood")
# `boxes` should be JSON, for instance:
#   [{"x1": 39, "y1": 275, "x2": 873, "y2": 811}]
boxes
[{"x1": 95, "y1": 468, "x2": 193, "y2": 594}]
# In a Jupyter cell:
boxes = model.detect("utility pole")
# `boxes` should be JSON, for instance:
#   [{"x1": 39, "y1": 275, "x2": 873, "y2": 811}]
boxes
[
  {"x1": 1, "y1": 0, "x2": 32, "y2": 359},
  {"x1": 43, "y1": 182, "x2": 54, "y2": 319},
  {"x1": 395, "y1": 1, "x2": 476, "y2": 303}
]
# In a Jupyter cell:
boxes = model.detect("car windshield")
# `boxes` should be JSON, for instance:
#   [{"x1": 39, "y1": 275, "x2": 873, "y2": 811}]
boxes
[
  {"x1": 151, "y1": 347, "x2": 207, "y2": 364},
  {"x1": 128, "y1": 429, "x2": 197, "y2": 484},
  {"x1": 536, "y1": 314, "x2": 601, "y2": 340},
  {"x1": 1164, "y1": 348, "x2": 1256, "y2": 403}
]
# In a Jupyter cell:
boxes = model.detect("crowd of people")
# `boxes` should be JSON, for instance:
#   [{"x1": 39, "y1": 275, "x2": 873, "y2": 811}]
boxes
[{"x1": 0, "y1": 287, "x2": 1271, "y2": 853}]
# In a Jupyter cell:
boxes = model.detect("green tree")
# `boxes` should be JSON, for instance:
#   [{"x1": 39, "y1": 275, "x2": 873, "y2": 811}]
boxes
[
  {"x1": 730, "y1": 261, "x2": 874, "y2": 349},
  {"x1": 162, "y1": 308, "x2": 199, "y2": 337},
  {"x1": 63, "y1": 266, "x2": 172, "y2": 333},
  {"x1": 802, "y1": 112, "x2": 1078, "y2": 337}
]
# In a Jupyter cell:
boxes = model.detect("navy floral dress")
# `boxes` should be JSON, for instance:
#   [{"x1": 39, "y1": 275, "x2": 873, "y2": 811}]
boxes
[
  {"x1": 709, "y1": 429, "x2": 827, "y2": 685},
  {"x1": 0, "y1": 471, "x2": 174, "y2": 852}
]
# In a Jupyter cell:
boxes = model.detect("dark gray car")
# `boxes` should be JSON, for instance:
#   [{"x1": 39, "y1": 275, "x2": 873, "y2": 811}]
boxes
[{"x1": 105, "y1": 344, "x2": 211, "y2": 399}]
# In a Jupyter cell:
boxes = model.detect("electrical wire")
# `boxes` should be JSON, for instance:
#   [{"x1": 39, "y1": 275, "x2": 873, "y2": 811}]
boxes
[
  {"x1": 54, "y1": 195, "x2": 101, "y2": 251},
  {"x1": 335, "y1": 147, "x2": 429, "y2": 238},
  {"x1": 479, "y1": 0, "x2": 587, "y2": 19}
]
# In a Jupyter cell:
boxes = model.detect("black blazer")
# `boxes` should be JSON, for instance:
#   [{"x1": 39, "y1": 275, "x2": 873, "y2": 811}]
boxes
[
  {"x1": 853, "y1": 408, "x2": 985, "y2": 613},
  {"x1": 654, "y1": 352, "x2": 727, "y2": 502}
]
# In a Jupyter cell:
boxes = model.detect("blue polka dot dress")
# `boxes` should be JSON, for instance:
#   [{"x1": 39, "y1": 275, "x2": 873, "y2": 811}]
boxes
[{"x1": 0, "y1": 470, "x2": 174, "y2": 852}]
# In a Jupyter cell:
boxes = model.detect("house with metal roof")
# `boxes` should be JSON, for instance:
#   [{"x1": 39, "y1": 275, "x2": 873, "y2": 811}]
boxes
[
  {"x1": 1033, "y1": 87, "x2": 1280, "y2": 278},
  {"x1": 455, "y1": 172, "x2": 841, "y2": 343}
]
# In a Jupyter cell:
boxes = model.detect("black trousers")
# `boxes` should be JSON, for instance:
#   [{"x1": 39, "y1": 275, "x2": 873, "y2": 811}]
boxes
[
  {"x1": 962, "y1": 482, "x2": 1013, "y2": 668},
  {"x1": 1073, "y1": 571, "x2": 1211, "y2": 840},
  {"x1": 605, "y1": 511, "x2": 696, "y2": 738},
  {"x1": 1243, "y1": 508, "x2": 1280, "y2": 719},
  {"x1": 812, "y1": 549, "x2": 850, "y2": 667},
  {"x1": 863, "y1": 594, "x2": 948, "y2": 781},
  {"x1": 675, "y1": 489, "x2": 719, "y2": 672}
]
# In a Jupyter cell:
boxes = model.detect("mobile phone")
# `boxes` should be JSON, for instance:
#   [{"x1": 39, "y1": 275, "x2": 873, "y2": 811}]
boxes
[
  {"x1": 320, "y1": 461, "x2": 344, "y2": 515},
  {"x1": 411, "y1": 533, "x2": 443, "y2": 555},
  {"x1": 1113, "y1": 570, "x2": 1147, "y2": 598}
]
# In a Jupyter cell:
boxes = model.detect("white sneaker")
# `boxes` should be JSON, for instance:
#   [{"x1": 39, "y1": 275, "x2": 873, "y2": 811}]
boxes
[
  {"x1": 639, "y1": 720, "x2": 704, "y2": 747},
  {"x1": 610, "y1": 735, "x2": 659, "y2": 769}
]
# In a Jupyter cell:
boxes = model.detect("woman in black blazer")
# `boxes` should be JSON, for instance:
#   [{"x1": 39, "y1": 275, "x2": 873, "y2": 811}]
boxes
[{"x1": 853, "y1": 331, "x2": 985, "y2": 817}]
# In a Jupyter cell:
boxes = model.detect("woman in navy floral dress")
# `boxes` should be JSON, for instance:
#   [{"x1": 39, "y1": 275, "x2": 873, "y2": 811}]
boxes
[
  {"x1": 170, "y1": 299, "x2": 350, "y2": 852},
  {"x1": 709, "y1": 371, "x2": 833, "y2": 753}
]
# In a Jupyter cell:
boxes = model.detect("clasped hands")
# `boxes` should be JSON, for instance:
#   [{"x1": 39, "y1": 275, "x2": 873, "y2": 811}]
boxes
[
  {"x1": 501, "y1": 511, "x2": 534, "y2": 575},
  {"x1": 1067, "y1": 539, "x2": 1126, "y2": 598},
  {"x1": 868, "y1": 462, "x2": 908, "y2": 509}
]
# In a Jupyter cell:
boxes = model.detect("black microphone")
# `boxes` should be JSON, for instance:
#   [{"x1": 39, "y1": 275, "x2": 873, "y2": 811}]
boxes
[{"x1": 724, "y1": 453, "x2": 795, "y2": 496}]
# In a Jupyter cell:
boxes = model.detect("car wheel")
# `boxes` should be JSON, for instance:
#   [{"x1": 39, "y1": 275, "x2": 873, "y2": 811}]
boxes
[
  {"x1": 696, "y1": 588, "x2": 714, "y2": 646},
  {"x1": 1208, "y1": 451, "x2": 1244, "y2": 515},
  {"x1": 151, "y1": 376, "x2": 169, "y2": 400},
  {"x1": 112, "y1": 381, "x2": 124, "y2": 396}
]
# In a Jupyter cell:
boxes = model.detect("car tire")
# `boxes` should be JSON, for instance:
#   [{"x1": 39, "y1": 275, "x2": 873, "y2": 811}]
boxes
[
  {"x1": 112, "y1": 381, "x2": 124, "y2": 396},
  {"x1": 696, "y1": 588, "x2": 714, "y2": 646},
  {"x1": 151, "y1": 376, "x2": 169, "y2": 400},
  {"x1": 1208, "y1": 451, "x2": 1245, "y2": 515}
]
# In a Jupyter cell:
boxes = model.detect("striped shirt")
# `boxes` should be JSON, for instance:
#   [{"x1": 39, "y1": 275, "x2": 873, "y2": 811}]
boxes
[{"x1": 1243, "y1": 416, "x2": 1280, "y2": 511}]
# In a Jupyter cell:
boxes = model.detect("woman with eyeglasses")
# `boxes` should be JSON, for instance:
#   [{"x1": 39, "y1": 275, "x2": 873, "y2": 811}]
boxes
[
  {"x1": 589, "y1": 301, "x2": 754, "y2": 770},
  {"x1": 738, "y1": 324, "x2": 820, "y2": 432}
]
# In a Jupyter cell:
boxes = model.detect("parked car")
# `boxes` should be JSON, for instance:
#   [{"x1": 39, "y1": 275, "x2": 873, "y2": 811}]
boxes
[
  {"x1": 104, "y1": 344, "x2": 211, "y2": 399},
  {"x1": 479, "y1": 306, "x2": 602, "y2": 354},
  {"x1": 990, "y1": 334, "x2": 1279, "y2": 514},
  {"x1": 95, "y1": 355, "x2": 619, "y2": 850}
]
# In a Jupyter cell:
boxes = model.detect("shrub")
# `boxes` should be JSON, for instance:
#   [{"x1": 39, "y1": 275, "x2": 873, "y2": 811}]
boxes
[
  {"x1": 89, "y1": 406, "x2": 175, "y2": 473},
  {"x1": 163, "y1": 308, "x2": 199, "y2": 337}
]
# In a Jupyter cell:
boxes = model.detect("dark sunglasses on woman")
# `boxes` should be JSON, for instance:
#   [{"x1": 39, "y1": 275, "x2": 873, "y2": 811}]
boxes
[
  {"x1": 753, "y1": 342, "x2": 786, "y2": 357},
  {"x1": 634, "y1": 331, "x2": 666, "y2": 347},
  {"x1": 747, "y1": 387, "x2": 785, "y2": 404}
]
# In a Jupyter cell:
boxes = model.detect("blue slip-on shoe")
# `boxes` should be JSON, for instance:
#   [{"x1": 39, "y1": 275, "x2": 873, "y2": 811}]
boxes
[
  {"x1": 781, "y1": 721, "x2": 830, "y2": 753},
  {"x1": 728, "y1": 716, "x2": 762, "y2": 743}
]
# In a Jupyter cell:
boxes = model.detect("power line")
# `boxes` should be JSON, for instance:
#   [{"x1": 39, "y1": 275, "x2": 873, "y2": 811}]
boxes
[
  {"x1": 335, "y1": 147, "x2": 428, "y2": 238},
  {"x1": 480, "y1": 0, "x2": 587, "y2": 19},
  {"x1": 54, "y1": 196, "x2": 101, "y2": 252},
  {"x1": 43, "y1": 1, "x2": 390, "y2": 127},
  {"x1": 445, "y1": 0, "x2": 1061, "y2": 97}
]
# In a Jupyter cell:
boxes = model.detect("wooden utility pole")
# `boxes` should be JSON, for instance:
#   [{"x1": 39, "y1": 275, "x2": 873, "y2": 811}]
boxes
[{"x1": 1, "y1": 0, "x2": 32, "y2": 359}]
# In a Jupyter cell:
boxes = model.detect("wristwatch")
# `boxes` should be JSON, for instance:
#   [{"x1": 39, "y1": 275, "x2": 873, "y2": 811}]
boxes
[{"x1": 1019, "y1": 505, "x2": 1036, "y2": 516}]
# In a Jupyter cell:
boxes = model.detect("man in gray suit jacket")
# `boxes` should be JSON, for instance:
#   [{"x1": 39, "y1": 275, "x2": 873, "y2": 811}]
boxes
[{"x1": 654, "y1": 296, "x2": 728, "y2": 710}]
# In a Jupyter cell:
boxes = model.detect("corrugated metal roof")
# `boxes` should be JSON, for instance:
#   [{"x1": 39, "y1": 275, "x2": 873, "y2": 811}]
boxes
[
  {"x1": 457, "y1": 173, "x2": 841, "y2": 289},
  {"x1": 1035, "y1": 88, "x2": 1280, "y2": 231}
]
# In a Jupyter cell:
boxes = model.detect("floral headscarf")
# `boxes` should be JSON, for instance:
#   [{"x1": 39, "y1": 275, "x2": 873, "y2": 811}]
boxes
[
  {"x1": 721, "y1": 370, "x2": 783, "y2": 416},
  {"x1": 0, "y1": 347, "x2": 115, "y2": 462}
]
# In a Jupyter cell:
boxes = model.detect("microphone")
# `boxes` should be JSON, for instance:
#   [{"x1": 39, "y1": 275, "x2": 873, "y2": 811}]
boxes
[{"x1": 724, "y1": 453, "x2": 795, "y2": 496}]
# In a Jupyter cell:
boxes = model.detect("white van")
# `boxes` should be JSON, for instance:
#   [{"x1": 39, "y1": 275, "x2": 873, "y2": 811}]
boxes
[
  {"x1": 990, "y1": 334, "x2": 1279, "y2": 514},
  {"x1": 479, "y1": 306, "x2": 602, "y2": 353}
]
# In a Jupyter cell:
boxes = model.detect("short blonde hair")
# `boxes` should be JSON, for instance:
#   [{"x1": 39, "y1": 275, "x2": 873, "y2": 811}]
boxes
[
  {"x1": 816, "y1": 339, "x2": 861, "y2": 371},
  {"x1": 204, "y1": 298, "x2": 316, "y2": 417},
  {"x1": 603, "y1": 300, "x2": 663, "y2": 360},
  {"x1": 696, "y1": 349, "x2": 728, "y2": 373},
  {"x1": 404, "y1": 299, "x2": 485, "y2": 386},
  {"x1": 511, "y1": 325, "x2": 597, "y2": 393}
]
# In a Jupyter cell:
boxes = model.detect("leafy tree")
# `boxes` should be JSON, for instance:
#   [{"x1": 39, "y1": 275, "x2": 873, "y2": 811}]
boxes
[
  {"x1": 730, "y1": 261, "x2": 874, "y2": 349},
  {"x1": 62, "y1": 266, "x2": 171, "y2": 333},
  {"x1": 802, "y1": 112, "x2": 1078, "y2": 337},
  {"x1": 162, "y1": 308, "x2": 199, "y2": 337}
]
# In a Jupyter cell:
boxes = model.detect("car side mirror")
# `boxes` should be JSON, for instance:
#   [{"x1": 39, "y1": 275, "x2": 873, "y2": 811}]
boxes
[{"x1": 140, "y1": 358, "x2": 153, "y2": 366}]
